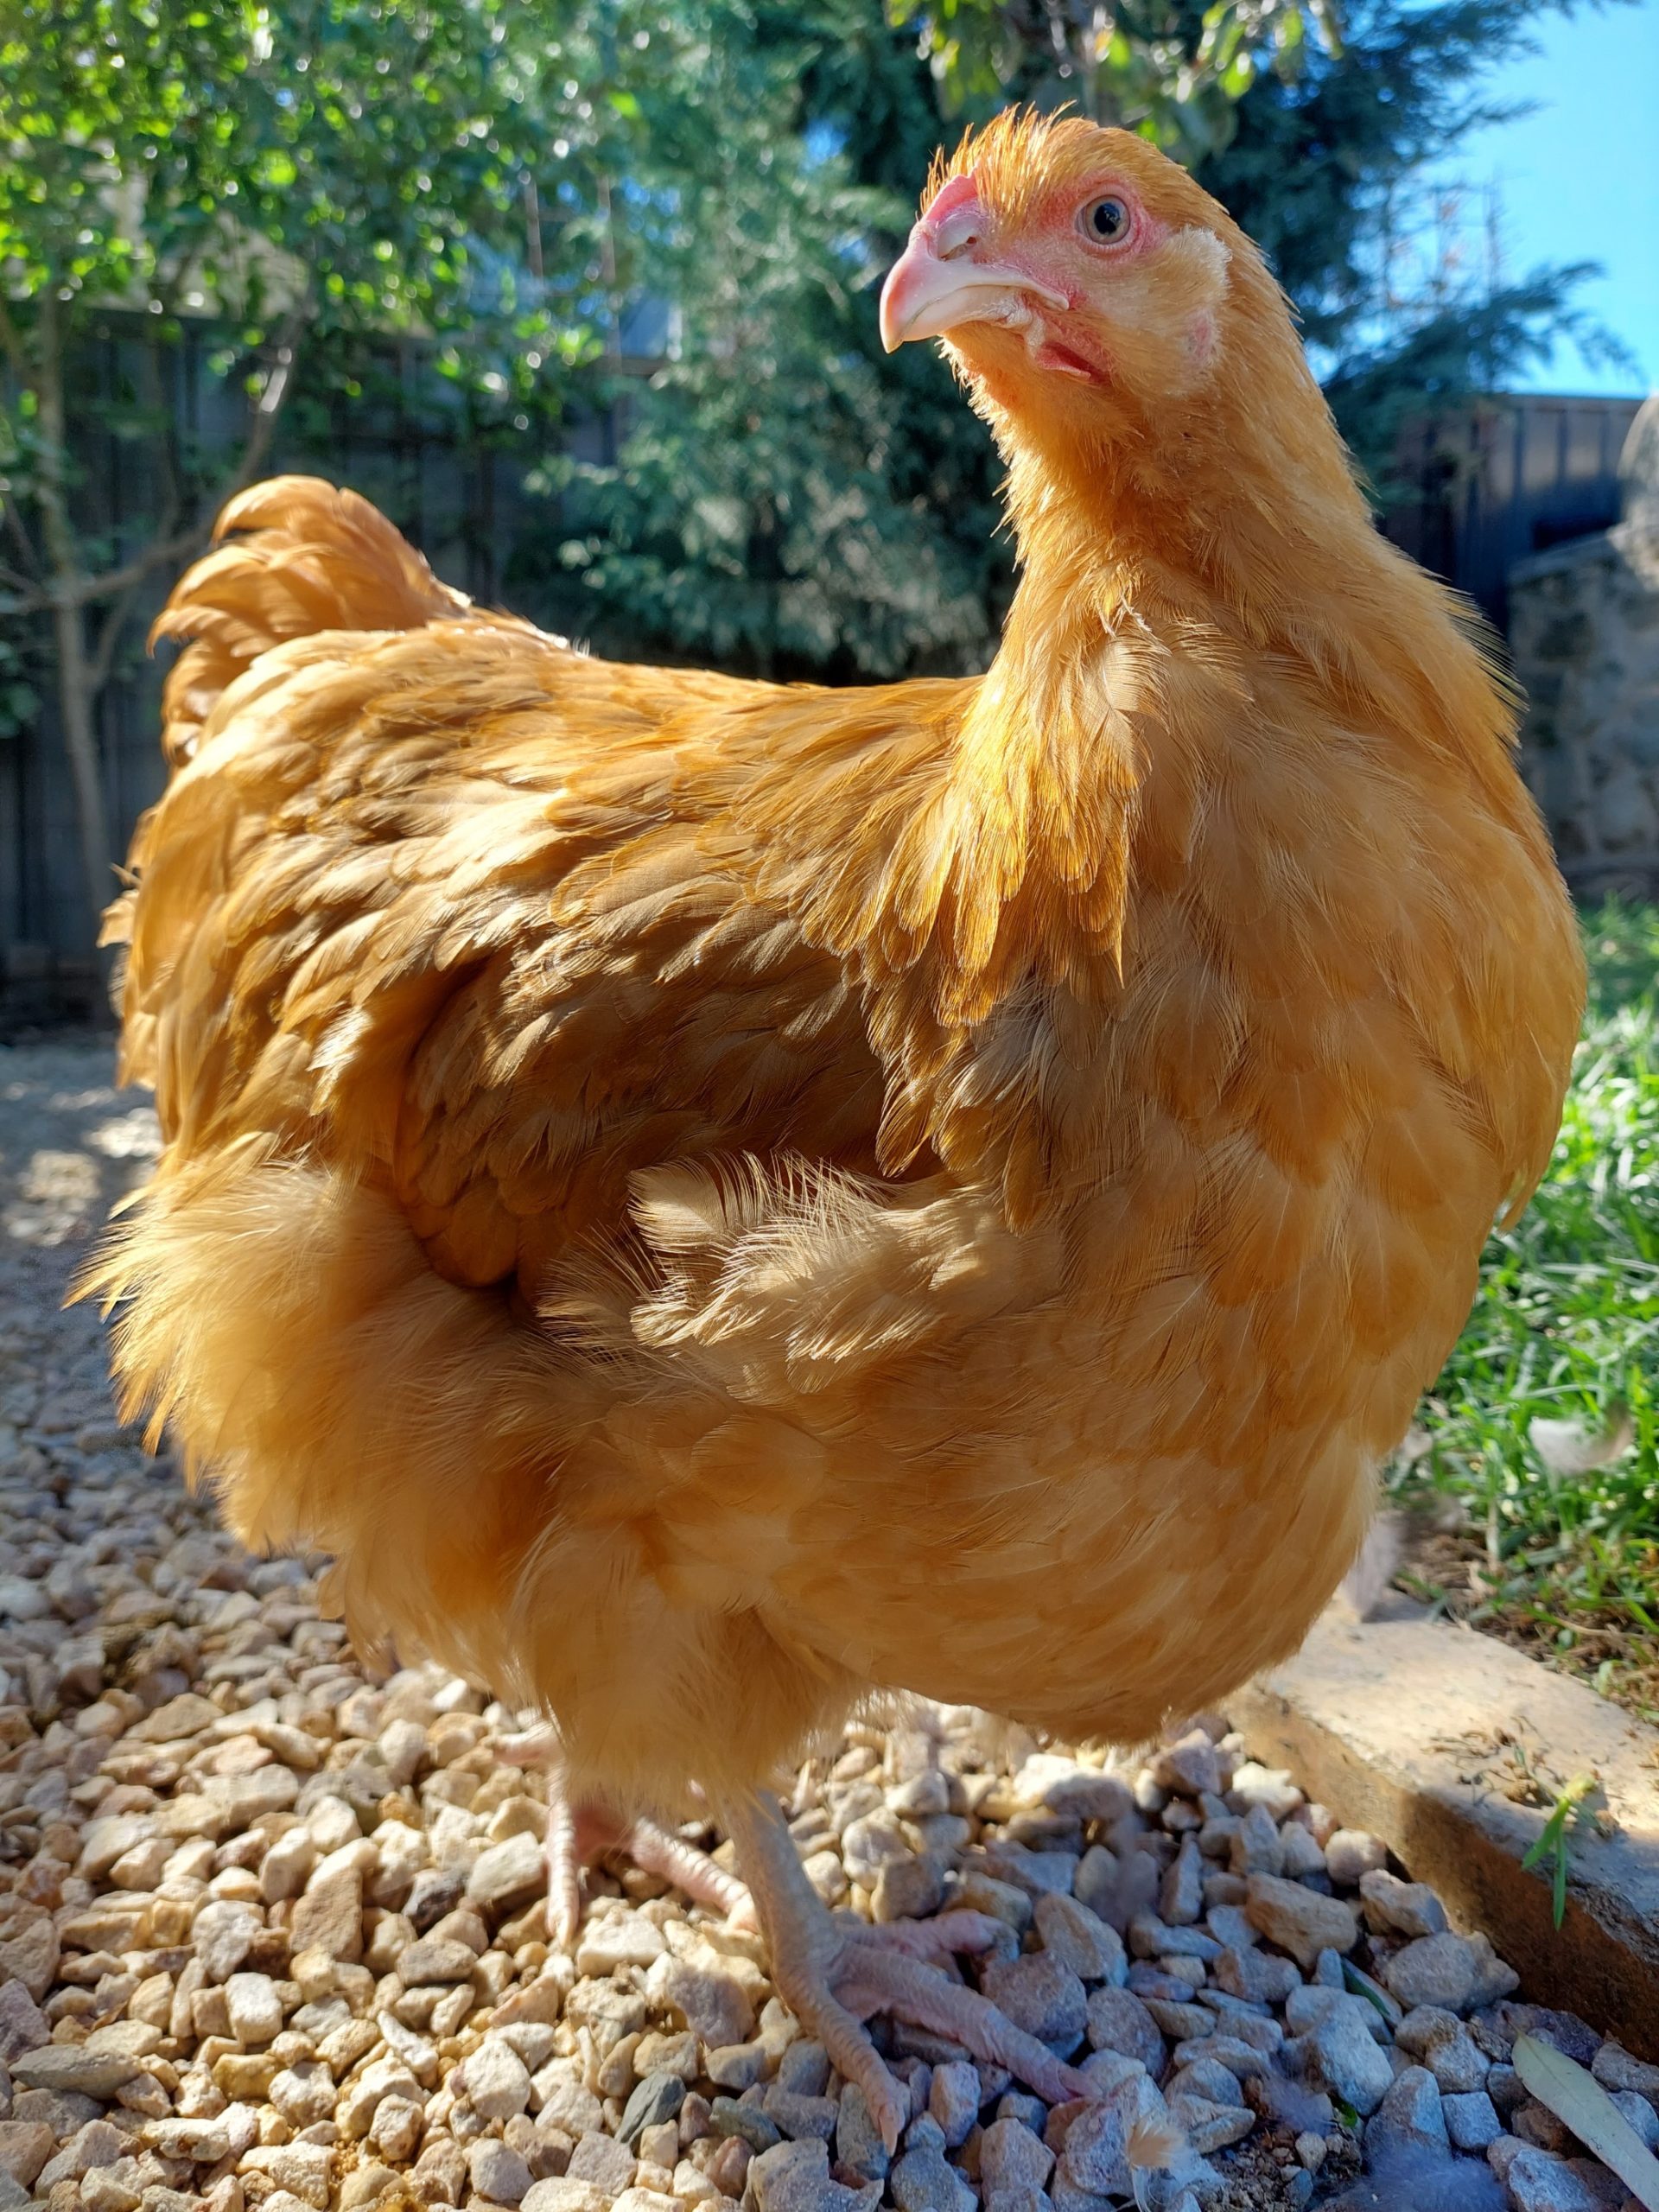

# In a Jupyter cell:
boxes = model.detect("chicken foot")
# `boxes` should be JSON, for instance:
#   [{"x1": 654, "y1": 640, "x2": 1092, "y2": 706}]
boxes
[
  {"x1": 499, "y1": 1729, "x2": 752, "y2": 1947},
  {"x1": 723, "y1": 1790, "x2": 1096, "y2": 2152},
  {"x1": 499, "y1": 1732, "x2": 1096, "y2": 2146}
]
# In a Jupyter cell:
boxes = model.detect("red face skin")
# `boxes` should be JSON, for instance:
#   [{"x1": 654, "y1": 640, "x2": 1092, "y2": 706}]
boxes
[{"x1": 880, "y1": 169, "x2": 1174, "y2": 391}]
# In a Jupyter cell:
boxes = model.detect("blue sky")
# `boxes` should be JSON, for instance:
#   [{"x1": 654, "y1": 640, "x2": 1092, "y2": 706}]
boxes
[{"x1": 1461, "y1": 0, "x2": 1658, "y2": 393}]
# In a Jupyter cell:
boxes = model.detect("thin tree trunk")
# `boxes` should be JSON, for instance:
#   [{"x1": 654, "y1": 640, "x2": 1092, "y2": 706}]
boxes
[
  {"x1": 33, "y1": 296, "x2": 117, "y2": 955},
  {"x1": 16, "y1": 298, "x2": 305, "y2": 974},
  {"x1": 48, "y1": 595, "x2": 115, "y2": 951}
]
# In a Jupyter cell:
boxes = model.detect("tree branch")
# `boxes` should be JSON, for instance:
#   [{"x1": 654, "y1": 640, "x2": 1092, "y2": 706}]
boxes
[
  {"x1": 0, "y1": 289, "x2": 31, "y2": 383},
  {"x1": 2, "y1": 301, "x2": 308, "y2": 617},
  {"x1": 86, "y1": 562, "x2": 152, "y2": 696},
  {"x1": 1, "y1": 496, "x2": 43, "y2": 582},
  {"x1": 140, "y1": 318, "x2": 186, "y2": 569},
  {"x1": 85, "y1": 329, "x2": 187, "y2": 681},
  {"x1": 1, "y1": 521, "x2": 205, "y2": 616}
]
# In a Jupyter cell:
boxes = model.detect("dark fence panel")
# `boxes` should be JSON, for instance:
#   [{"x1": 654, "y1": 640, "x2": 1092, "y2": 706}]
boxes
[
  {"x1": 1382, "y1": 394, "x2": 1643, "y2": 632},
  {"x1": 2, "y1": 320, "x2": 557, "y2": 1024}
]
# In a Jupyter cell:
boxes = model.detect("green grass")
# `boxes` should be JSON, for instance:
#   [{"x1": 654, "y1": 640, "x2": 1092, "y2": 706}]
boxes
[{"x1": 1389, "y1": 899, "x2": 1659, "y2": 1721}]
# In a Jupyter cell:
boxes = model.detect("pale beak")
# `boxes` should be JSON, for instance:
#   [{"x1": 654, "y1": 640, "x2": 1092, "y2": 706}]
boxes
[{"x1": 880, "y1": 224, "x2": 1067, "y2": 353}]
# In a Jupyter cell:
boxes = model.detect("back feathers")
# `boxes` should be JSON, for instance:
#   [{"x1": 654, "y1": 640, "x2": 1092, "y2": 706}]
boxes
[{"x1": 150, "y1": 480, "x2": 472, "y2": 765}]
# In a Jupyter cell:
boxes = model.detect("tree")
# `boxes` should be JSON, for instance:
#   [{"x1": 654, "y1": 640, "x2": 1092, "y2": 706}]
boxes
[
  {"x1": 891, "y1": 0, "x2": 1338, "y2": 163},
  {"x1": 534, "y1": 3, "x2": 995, "y2": 679},
  {"x1": 1190, "y1": 0, "x2": 1636, "y2": 490},
  {"x1": 554, "y1": 0, "x2": 1624, "y2": 679},
  {"x1": 0, "y1": 0, "x2": 639, "y2": 937},
  {"x1": 534, "y1": 0, "x2": 1313, "y2": 677}
]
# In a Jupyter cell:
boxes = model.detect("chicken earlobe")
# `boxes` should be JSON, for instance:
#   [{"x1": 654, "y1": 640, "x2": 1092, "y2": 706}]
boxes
[{"x1": 721, "y1": 1792, "x2": 1096, "y2": 2152}]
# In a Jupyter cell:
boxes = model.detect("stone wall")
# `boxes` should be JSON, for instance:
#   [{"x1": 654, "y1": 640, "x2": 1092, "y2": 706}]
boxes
[{"x1": 1510, "y1": 396, "x2": 1659, "y2": 889}]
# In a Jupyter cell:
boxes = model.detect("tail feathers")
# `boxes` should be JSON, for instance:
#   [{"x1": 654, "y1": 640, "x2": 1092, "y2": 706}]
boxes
[
  {"x1": 150, "y1": 475, "x2": 471, "y2": 766},
  {"x1": 78, "y1": 1140, "x2": 582, "y2": 1685}
]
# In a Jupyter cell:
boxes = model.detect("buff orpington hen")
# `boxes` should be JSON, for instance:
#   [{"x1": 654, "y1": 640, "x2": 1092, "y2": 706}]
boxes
[{"x1": 89, "y1": 111, "x2": 1584, "y2": 2145}]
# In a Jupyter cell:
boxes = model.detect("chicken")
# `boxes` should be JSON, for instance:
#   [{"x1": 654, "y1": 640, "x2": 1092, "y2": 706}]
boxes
[{"x1": 89, "y1": 110, "x2": 1584, "y2": 2145}]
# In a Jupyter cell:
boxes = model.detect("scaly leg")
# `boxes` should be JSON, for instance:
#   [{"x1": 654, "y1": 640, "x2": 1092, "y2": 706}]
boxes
[
  {"x1": 500, "y1": 1727, "x2": 752, "y2": 1945},
  {"x1": 724, "y1": 1789, "x2": 1095, "y2": 2152}
]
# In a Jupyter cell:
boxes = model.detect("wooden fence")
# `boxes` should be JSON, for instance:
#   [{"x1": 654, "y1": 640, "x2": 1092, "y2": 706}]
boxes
[
  {"x1": 1, "y1": 315, "x2": 626, "y2": 1024},
  {"x1": 1, "y1": 370, "x2": 1648, "y2": 1024},
  {"x1": 1385, "y1": 394, "x2": 1643, "y2": 633}
]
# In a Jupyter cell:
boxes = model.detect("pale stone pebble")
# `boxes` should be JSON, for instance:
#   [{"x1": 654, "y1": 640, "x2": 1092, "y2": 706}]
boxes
[
  {"x1": 1359, "y1": 1869, "x2": 1449, "y2": 1940},
  {"x1": 1166, "y1": 2058, "x2": 1247, "y2": 2110},
  {"x1": 1242, "y1": 1872, "x2": 1357, "y2": 1969},
  {"x1": 1382, "y1": 1931, "x2": 1486, "y2": 2012},
  {"x1": 470, "y1": 2138, "x2": 536, "y2": 2205},
  {"x1": 568, "y1": 2130, "x2": 639, "y2": 2196},
  {"x1": 979, "y1": 2118, "x2": 1053, "y2": 2196},
  {"x1": 927, "y1": 2064, "x2": 981, "y2": 2150},
  {"x1": 1324, "y1": 1829, "x2": 1389, "y2": 1887},
  {"x1": 240, "y1": 2142, "x2": 334, "y2": 2209},
  {"x1": 1149, "y1": 1732, "x2": 1220, "y2": 1799},
  {"x1": 1502, "y1": 2145, "x2": 1627, "y2": 2212},
  {"x1": 1031, "y1": 1892, "x2": 1123, "y2": 1983},
  {"x1": 1228, "y1": 1805, "x2": 1284, "y2": 1877},
  {"x1": 523, "y1": 2186, "x2": 612, "y2": 2212},
  {"x1": 1057, "y1": 2101, "x2": 1129, "y2": 2196},
  {"x1": 1592, "y1": 2042, "x2": 1659, "y2": 2104},
  {"x1": 890, "y1": 2141, "x2": 975, "y2": 2212},
  {"x1": 0, "y1": 2121, "x2": 54, "y2": 2189},
  {"x1": 401, "y1": 1935, "x2": 480, "y2": 1985},
  {"x1": 1376, "y1": 1998, "x2": 1466, "y2": 2078},
  {"x1": 1307, "y1": 2000, "x2": 1395, "y2": 2114},
  {"x1": 980, "y1": 1954, "x2": 1087, "y2": 2045},
  {"x1": 1277, "y1": 1823, "x2": 1328, "y2": 1882},
  {"x1": 472, "y1": 1832, "x2": 556, "y2": 1916},
  {"x1": 467, "y1": 2039, "x2": 536, "y2": 2124},
  {"x1": 369, "y1": 2094, "x2": 425, "y2": 2160},
  {"x1": 1165, "y1": 2091, "x2": 1255, "y2": 2154},
  {"x1": 646, "y1": 1958, "x2": 754, "y2": 2050},
  {"x1": 40, "y1": 2115, "x2": 130, "y2": 2188},
  {"x1": 268, "y1": 2064, "x2": 334, "y2": 2129},
  {"x1": 1366, "y1": 2064, "x2": 1449, "y2": 2158},
  {"x1": 1609, "y1": 2090, "x2": 1659, "y2": 2150},
  {"x1": 12, "y1": 2049, "x2": 139, "y2": 2098},
  {"x1": 1159, "y1": 1833, "x2": 1205, "y2": 1928},
  {"x1": 609, "y1": 2191, "x2": 680, "y2": 2212},
  {"x1": 341, "y1": 2056, "x2": 426, "y2": 2137},
  {"x1": 1445, "y1": 2090, "x2": 1503, "y2": 2151},
  {"x1": 224, "y1": 1972, "x2": 283, "y2": 2044},
  {"x1": 1226, "y1": 1763, "x2": 1303, "y2": 1821},
  {"x1": 82, "y1": 2164, "x2": 144, "y2": 2212}
]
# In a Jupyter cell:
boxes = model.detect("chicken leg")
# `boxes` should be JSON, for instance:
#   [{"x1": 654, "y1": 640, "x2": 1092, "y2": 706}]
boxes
[
  {"x1": 502, "y1": 1732, "x2": 1095, "y2": 2148},
  {"x1": 499, "y1": 1728, "x2": 752, "y2": 1945},
  {"x1": 722, "y1": 1790, "x2": 1097, "y2": 2152}
]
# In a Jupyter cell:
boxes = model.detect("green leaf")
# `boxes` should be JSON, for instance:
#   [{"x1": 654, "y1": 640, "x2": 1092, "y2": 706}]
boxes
[{"x1": 1513, "y1": 2038, "x2": 1659, "y2": 2211}]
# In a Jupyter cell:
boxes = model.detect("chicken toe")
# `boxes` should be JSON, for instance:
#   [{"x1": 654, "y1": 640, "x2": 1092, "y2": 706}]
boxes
[
  {"x1": 725, "y1": 1790, "x2": 1095, "y2": 2152},
  {"x1": 500, "y1": 1727, "x2": 753, "y2": 1945}
]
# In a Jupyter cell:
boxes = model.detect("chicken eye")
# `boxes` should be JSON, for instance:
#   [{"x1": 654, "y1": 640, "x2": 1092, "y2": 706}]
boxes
[{"x1": 1081, "y1": 196, "x2": 1131, "y2": 245}]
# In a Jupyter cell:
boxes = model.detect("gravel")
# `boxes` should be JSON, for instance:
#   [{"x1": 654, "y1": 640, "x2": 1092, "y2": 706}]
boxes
[{"x1": 2, "y1": 1037, "x2": 1656, "y2": 2212}]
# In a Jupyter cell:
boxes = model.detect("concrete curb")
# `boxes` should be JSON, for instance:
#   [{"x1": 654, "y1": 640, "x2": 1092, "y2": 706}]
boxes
[{"x1": 1227, "y1": 1594, "x2": 1659, "y2": 2060}]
